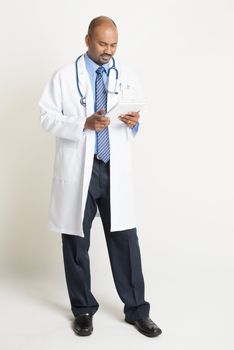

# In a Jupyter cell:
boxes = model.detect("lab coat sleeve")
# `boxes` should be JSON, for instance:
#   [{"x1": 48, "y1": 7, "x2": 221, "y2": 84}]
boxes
[{"x1": 38, "y1": 70, "x2": 86, "y2": 141}]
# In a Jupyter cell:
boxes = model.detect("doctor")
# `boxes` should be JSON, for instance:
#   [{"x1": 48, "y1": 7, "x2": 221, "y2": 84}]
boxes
[{"x1": 39, "y1": 16, "x2": 162, "y2": 338}]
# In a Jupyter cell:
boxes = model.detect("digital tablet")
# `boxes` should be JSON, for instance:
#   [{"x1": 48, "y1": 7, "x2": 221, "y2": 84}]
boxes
[{"x1": 106, "y1": 101, "x2": 145, "y2": 118}]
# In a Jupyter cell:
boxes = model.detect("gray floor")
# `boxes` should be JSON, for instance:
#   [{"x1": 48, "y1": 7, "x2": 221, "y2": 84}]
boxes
[{"x1": 1, "y1": 264, "x2": 233, "y2": 350}]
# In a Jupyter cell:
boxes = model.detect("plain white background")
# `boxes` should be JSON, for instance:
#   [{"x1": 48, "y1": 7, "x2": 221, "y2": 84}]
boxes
[{"x1": 0, "y1": 0, "x2": 234, "y2": 349}]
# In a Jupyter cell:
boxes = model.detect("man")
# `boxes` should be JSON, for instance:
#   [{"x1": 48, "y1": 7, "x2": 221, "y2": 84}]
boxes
[{"x1": 39, "y1": 16, "x2": 162, "y2": 338}]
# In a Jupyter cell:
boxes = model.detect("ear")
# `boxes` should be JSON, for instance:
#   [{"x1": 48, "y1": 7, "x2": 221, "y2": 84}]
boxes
[{"x1": 85, "y1": 34, "x2": 90, "y2": 47}]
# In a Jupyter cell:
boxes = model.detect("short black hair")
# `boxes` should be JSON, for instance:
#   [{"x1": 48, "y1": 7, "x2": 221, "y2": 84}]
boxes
[{"x1": 88, "y1": 16, "x2": 117, "y2": 36}]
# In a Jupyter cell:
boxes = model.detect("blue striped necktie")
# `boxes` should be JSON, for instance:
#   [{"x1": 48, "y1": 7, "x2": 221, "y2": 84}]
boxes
[{"x1": 95, "y1": 66, "x2": 110, "y2": 163}]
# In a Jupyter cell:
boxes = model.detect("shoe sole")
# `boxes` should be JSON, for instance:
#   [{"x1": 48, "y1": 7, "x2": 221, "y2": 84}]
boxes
[
  {"x1": 73, "y1": 326, "x2": 93, "y2": 336},
  {"x1": 125, "y1": 318, "x2": 162, "y2": 338}
]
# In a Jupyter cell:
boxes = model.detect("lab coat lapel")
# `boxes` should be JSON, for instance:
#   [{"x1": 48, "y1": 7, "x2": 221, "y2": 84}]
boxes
[
  {"x1": 77, "y1": 54, "x2": 94, "y2": 117},
  {"x1": 76, "y1": 55, "x2": 96, "y2": 222}
]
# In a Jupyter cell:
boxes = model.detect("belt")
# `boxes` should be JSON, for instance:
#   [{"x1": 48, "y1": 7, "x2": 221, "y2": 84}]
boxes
[
  {"x1": 94, "y1": 154, "x2": 110, "y2": 164},
  {"x1": 94, "y1": 154, "x2": 102, "y2": 160}
]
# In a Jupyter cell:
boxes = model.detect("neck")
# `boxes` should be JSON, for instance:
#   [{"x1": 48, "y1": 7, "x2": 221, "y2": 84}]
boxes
[{"x1": 86, "y1": 52, "x2": 102, "y2": 66}]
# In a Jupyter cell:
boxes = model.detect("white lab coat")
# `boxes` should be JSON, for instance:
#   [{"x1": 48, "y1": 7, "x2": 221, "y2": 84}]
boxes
[{"x1": 39, "y1": 54, "x2": 145, "y2": 237}]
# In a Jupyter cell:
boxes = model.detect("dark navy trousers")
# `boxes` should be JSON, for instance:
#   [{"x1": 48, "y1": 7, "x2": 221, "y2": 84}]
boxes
[{"x1": 61, "y1": 155, "x2": 150, "y2": 322}]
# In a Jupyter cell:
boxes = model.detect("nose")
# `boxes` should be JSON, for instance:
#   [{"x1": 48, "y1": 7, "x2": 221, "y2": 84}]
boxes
[{"x1": 104, "y1": 46, "x2": 112, "y2": 55}]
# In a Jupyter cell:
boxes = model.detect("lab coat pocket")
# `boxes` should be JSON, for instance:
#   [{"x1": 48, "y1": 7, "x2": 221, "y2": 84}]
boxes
[
  {"x1": 55, "y1": 144, "x2": 80, "y2": 181},
  {"x1": 59, "y1": 138, "x2": 79, "y2": 149},
  {"x1": 120, "y1": 84, "x2": 138, "y2": 102}
]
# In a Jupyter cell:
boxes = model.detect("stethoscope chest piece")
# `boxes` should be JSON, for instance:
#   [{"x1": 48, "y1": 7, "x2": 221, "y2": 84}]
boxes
[{"x1": 80, "y1": 97, "x2": 86, "y2": 107}]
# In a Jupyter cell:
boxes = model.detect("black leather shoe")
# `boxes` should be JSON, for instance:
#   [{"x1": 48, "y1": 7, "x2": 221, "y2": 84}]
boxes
[
  {"x1": 73, "y1": 313, "x2": 93, "y2": 336},
  {"x1": 125, "y1": 316, "x2": 162, "y2": 337}
]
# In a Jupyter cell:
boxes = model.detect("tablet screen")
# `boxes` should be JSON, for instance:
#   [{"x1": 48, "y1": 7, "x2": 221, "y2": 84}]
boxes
[{"x1": 106, "y1": 102, "x2": 144, "y2": 118}]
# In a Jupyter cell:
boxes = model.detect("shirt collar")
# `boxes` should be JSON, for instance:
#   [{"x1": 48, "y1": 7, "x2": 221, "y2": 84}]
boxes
[{"x1": 84, "y1": 52, "x2": 109, "y2": 76}]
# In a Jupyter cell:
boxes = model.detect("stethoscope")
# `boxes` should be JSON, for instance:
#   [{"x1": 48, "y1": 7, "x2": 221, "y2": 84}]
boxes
[{"x1": 75, "y1": 54, "x2": 119, "y2": 107}]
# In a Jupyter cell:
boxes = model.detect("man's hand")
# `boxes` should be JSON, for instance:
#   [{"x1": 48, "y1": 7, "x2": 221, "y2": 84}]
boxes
[
  {"x1": 118, "y1": 111, "x2": 140, "y2": 128},
  {"x1": 84, "y1": 109, "x2": 110, "y2": 131}
]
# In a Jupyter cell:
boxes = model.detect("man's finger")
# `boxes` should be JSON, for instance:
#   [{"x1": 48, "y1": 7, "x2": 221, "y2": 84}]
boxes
[
  {"x1": 96, "y1": 115, "x2": 109, "y2": 121},
  {"x1": 96, "y1": 120, "x2": 110, "y2": 128},
  {"x1": 119, "y1": 115, "x2": 136, "y2": 123},
  {"x1": 96, "y1": 108, "x2": 106, "y2": 115}
]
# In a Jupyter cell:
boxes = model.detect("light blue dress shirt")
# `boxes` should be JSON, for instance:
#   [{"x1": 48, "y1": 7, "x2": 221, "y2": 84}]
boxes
[{"x1": 84, "y1": 52, "x2": 139, "y2": 154}]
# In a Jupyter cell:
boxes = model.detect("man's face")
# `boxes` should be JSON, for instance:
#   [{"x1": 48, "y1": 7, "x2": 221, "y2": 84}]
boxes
[{"x1": 85, "y1": 24, "x2": 118, "y2": 65}]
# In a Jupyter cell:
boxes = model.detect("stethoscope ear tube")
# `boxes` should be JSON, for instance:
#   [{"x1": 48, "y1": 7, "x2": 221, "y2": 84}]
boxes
[{"x1": 75, "y1": 55, "x2": 86, "y2": 106}]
